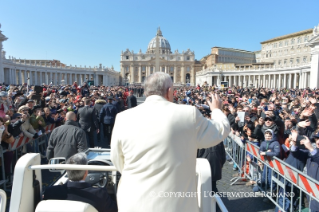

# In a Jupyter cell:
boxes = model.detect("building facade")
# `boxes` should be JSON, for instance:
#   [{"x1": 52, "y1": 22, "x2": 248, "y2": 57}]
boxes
[
  {"x1": 196, "y1": 24, "x2": 319, "y2": 89},
  {"x1": 260, "y1": 29, "x2": 314, "y2": 66},
  {"x1": 0, "y1": 26, "x2": 119, "y2": 86},
  {"x1": 200, "y1": 47, "x2": 256, "y2": 71},
  {"x1": 120, "y1": 28, "x2": 197, "y2": 86}
]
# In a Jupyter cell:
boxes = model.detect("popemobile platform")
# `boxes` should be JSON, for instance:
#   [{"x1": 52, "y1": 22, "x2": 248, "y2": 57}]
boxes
[{"x1": 0, "y1": 148, "x2": 227, "y2": 212}]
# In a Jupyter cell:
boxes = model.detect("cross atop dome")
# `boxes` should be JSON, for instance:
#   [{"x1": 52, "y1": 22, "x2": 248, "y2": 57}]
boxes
[{"x1": 157, "y1": 27, "x2": 163, "y2": 36}]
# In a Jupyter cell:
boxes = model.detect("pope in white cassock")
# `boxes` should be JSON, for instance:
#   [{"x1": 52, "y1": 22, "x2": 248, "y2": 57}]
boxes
[{"x1": 111, "y1": 72, "x2": 230, "y2": 212}]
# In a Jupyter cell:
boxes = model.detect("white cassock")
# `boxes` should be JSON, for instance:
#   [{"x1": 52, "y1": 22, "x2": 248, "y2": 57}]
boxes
[{"x1": 111, "y1": 95, "x2": 230, "y2": 212}]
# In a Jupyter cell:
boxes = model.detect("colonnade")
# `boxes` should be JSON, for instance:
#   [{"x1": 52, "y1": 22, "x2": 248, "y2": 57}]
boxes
[
  {"x1": 219, "y1": 71, "x2": 310, "y2": 89},
  {"x1": 3, "y1": 68, "x2": 102, "y2": 86}
]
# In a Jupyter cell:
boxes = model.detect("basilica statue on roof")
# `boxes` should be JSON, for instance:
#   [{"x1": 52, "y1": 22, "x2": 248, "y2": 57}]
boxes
[{"x1": 120, "y1": 28, "x2": 198, "y2": 86}]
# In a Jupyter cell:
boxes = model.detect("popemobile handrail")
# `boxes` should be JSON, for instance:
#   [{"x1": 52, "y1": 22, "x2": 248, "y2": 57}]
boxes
[{"x1": 29, "y1": 164, "x2": 118, "y2": 171}]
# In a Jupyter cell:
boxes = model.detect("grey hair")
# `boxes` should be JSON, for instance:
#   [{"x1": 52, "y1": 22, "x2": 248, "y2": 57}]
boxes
[
  {"x1": 66, "y1": 152, "x2": 88, "y2": 181},
  {"x1": 144, "y1": 72, "x2": 173, "y2": 97}
]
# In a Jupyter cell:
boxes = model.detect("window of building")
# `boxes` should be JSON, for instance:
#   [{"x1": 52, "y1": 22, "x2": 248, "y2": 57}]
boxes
[
  {"x1": 170, "y1": 56, "x2": 174, "y2": 60},
  {"x1": 126, "y1": 56, "x2": 129, "y2": 60},
  {"x1": 126, "y1": 66, "x2": 129, "y2": 72},
  {"x1": 290, "y1": 58, "x2": 294, "y2": 64},
  {"x1": 142, "y1": 66, "x2": 146, "y2": 71},
  {"x1": 279, "y1": 41, "x2": 282, "y2": 47},
  {"x1": 170, "y1": 67, "x2": 174, "y2": 72},
  {"x1": 150, "y1": 67, "x2": 154, "y2": 73},
  {"x1": 278, "y1": 60, "x2": 281, "y2": 65},
  {"x1": 187, "y1": 67, "x2": 190, "y2": 72},
  {"x1": 142, "y1": 55, "x2": 145, "y2": 59},
  {"x1": 284, "y1": 59, "x2": 287, "y2": 64},
  {"x1": 304, "y1": 36, "x2": 308, "y2": 42},
  {"x1": 303, "y1": 56, "x2": 307, "y2": 63},
  {"x1": 291, "y1": 39, "x2": 294, "y2": 45},
  {"x1": 297, "y1": 37, "x2": 301, "y2": 43},
  {"x1": 296, "y1": 58, "x2": 300, "y2": 64},
  {"x1": 162, "y1": 67, "x2": 165, "y2": 72},
  {"x1": 285, "y1": 40, "x2": 288, "y2": 46},
  {"x1": 186, "y1": 56, "x2": 190, "y2": 61},
  {"x1": 162, "y1": 50, "x2": 165, "y2": 54}
]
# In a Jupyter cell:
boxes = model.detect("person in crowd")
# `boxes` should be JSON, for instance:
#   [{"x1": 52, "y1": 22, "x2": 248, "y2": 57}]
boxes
[
  {"x1": 77, "y1": 98, "x2": 99, "y2": 148},
  {"x1": 0, "y1": 91, "x2": 12, "y2": 118},
  {"x1": 110, "y1": 72, "x2": 230, "y2": 212},
  {"x1": 99, "y1": 96, "x2": 118, "y2": 146},
  {"x1": 43, "y1": 152, "x2": 117, "y2": 212},
  {"x1": 126, "y1": 91, "x2": 137, "y2": 109},
  {"x1": 93, "y1": 98, "x2": 106, "y2": 143},
  {"x1": 30, "y1": 107, "x2": 46, "y2": 132},
  {"x1": 43, "y1": 107, "x2": 58, "y2": 125},
  {"x1": 46, "y1": 112, "x2": 87, "y2": 160},
  {"x1": 197, "y1": 142, "x2": 226, "y2": 193},
  {"x1": 302, "y1": 132, "x2": 319, "y2": 211},
  {"x1": 17, "y1": 105, "x2": 39, "y2": 140}
]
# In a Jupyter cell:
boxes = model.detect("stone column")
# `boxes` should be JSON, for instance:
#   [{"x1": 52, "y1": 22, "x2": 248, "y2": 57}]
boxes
[
  {"x1": 12, "y1": 69, "x2": 16, "y2": 84},
  {"x1": 294, "y1": 72, "x2": 297, "y2": 88},
  {"x1": 0, "y1": 33, "x2": 8, "y2": 83},
  {"x1": 28, "y1": 71, "x2": 32, "y2": 85},
  {"x1": 288, "y1": 74, "x2": 291, "y2": 88},
  {"x1": 80, "y1": 74, "x2": 83, "y2": 84},
  {"x1": 173, "y1": 66, "x2": 177, "y2": 83},
  {"x1": 181, "y1": 65, "x2": 185, "y2": 84},
  {"x1": 229, "y1": 76, "x2": 232, "y2": 88},
  {"x1": 130, "y1": 65, "x2": 134, "y2": 84},
  {"x1": 309, "y1": 36, "x2": 319, "y2": 88},
  {"x1": 299, "y1": 71, "x2": 303, "y2": 89},
  {"x1": 191, "y1": 66, "x2": 195, "y2": 86},
  {"x1": 283, "y1": 74, "x2": 286, "y2": 88},
  {"x1": 18, "y1": 69, "x2": 22, "y2": 84},
  {"x1": 120, "y1": 64, "x2": 124, "y2": 85},
  {"x1": 54, "y1": 71, "x2": 57, "y2": 85},
  {"x1": 103, "y1": 73, "x2": 108, "y2": 86},
  {"x1": 70, "y1": 73, "x2": 73, "y2": 85},
  {"x1": 138, "y1": 66, "x2": 142, "y2": 83},
  {"x1": 278, "y1": 74, "x2": 281, "y2": 89},
  {"x1": 257, "y1": 75, "x2": 260, "y2": 88}
]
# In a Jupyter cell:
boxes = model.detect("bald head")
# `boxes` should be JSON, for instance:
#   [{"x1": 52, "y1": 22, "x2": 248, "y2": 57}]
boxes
[{"x1": 66, "y1": 112, "x2": 76, "y2": 121}]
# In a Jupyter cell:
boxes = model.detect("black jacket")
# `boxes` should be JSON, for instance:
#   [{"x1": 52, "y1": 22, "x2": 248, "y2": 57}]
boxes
[
  {"x1": 126, "y1": 95, "x2": 137, "y2": 109},
  {"x1": 197, "y1": 142, "x2": 226, "y2": 181},
  {"x1": 94, "y1": 100, "x2": 106, "y2": 124},
  {"x1": 46, "y1": 120, "x2": 87, "y2": 160},
  {"x1": 99, "y1": 103, "x2": 118, "y2": 125},
  {"x1": 43, "y1": 181, "x2": 117, "y2": 212},
  {"x1": 77, "y1": 106, "x2": 99, "y2": 131}
]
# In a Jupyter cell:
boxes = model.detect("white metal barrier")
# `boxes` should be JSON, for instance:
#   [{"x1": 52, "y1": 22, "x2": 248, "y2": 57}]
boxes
[{"x1": 226, "y1": 132, "x2": 319, "y2": 212}]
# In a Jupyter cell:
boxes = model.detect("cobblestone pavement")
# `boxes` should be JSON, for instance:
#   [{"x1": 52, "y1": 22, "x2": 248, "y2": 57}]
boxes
[{"x1": 217, "y1": 162, "x2": 276, "y2": 212}]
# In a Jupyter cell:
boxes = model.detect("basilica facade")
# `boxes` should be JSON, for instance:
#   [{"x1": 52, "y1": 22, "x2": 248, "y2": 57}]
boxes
[{"x1": 120, "y1": 28, "x2": 197, "y2": 86}]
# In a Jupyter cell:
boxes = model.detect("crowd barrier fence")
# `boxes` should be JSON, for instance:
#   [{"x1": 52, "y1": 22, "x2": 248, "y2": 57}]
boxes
[
  {"x1": 225, "y1": 133, "x2": 319, "y2": 212},
  {"x1": 0, "y1": 123, "x2": 56, "y2": 191}
]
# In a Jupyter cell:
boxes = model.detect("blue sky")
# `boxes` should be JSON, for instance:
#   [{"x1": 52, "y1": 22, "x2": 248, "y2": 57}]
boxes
[{"x1": 1, "y1": 0, "x2": 318, "y2": 72}]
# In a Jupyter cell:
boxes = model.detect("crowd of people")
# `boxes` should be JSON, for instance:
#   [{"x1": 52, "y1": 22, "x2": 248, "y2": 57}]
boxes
[
  {"x1": 0, "y1": 81, "x2": 138, "y2": 183},
  {"x1": 1, "y1": 76, "x2": 319, "y2": 211}
]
